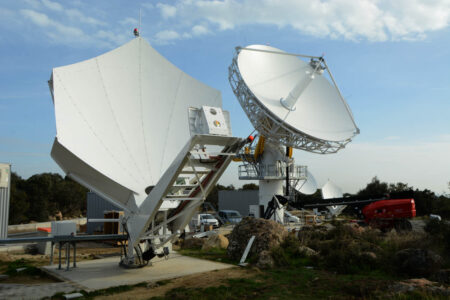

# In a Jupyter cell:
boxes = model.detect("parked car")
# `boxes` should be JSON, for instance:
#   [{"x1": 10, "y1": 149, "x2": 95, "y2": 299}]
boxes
[
  {"x1": 284, "y1": 211, "x2": 300, "y2": 223},
  {"x1": 218, "y1": 210, "x2": 242, "y2": 224},
  {"x1": 198, "y1": 214, "x2": 219, "y2": 227},
  {"x1": 429, "y1": 214, "x2": 442, "y2": 221}
]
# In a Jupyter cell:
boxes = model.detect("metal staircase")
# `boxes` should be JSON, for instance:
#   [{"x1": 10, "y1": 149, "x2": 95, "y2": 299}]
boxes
[{"x1": 122, "y1": 134, "x2": 243, "y2": 266}]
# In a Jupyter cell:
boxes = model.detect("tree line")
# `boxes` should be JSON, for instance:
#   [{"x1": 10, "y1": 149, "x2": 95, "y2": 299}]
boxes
[
  {"x1": 8, "y1": 173, "x2": 449, "y2": 224},
  {"x1": 292, "y1": 177, "x2": 450, "y2": 218},
  {"x1": 9, "y1": 173, "x2": 88, "y2": 224}
]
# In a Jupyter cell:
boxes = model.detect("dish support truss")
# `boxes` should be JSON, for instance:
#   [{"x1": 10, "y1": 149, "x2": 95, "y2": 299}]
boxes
[
  {"x1": 122, "y1": 134, "x2": 243, "y2": 267},
  {"x1": 228, "y1": 48, "x2": 353, "y2": 154}
]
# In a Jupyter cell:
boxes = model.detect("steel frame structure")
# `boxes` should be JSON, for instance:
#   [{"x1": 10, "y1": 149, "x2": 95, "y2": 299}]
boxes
[
  {"x1": 238, "y1": 163, "x2": 306, "y2": 181},
  {"x1": 228, "y1": 47, "x2": 355, "y2": 154}
]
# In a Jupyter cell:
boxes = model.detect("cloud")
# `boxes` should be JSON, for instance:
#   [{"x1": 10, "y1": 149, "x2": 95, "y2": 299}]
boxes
[
  {"x1": 141, "y1": 3, "x2": 154, "y2": 10},
  {"x1": 153, "y1": 0, "x2": 450, "y2": 42},
  {"x1": 153, "y1": 25, "x2": 211, "y2": 44},
  {"x1": 219, "y1": 139, "x2": 450, "y2": 194},
  {"x1": 120, "y1": 17, "x2": 138, "y2": 26},
  {"x1": 19, "y1": 9, "x2": 123, "y2": 48},
  {"x1": 21, "y1": 9, "x2": 56, "y2": 27},
  {"x1": 295, "y1": 140, "x2": 450, "y2": 194},
  {"x1": 156, "y1": 3, "x2": 177, "y2": 19},
  {"x1": 21, "y1": 9, "x2": 84, "y2": 37},
  {"x1": 154, "y1": 29, "x2": 181, "y2": 44},
  {"x1": 385, "y1": 136, "x2": 400, "y2": 141},
  {"x1": 41, "y1": 0, "x2": 63, "y2": 12},
  {"x1": 191, "y1": 24, "x2": 210, "y2": 36},
  {"x1": 65, "y1": 8, "x2": 105, "y2": 26}
]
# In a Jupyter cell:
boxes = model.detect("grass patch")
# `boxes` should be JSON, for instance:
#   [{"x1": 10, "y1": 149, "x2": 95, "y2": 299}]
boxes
[
  {"x1": 178, "y1": 248, "x2": 235, "y2": 265},
  {"x1": 0, "y1": 258, "x2": 56, "y2": 280},
  {"x1": 155, "y1": 279, "x2": 172, "y2": 286},
  {"x1": 50, "y1": 282, "x2": 149, "y2": 299},
  {"x1": 149, "y1": 265, "x2": 400, "y2": 300}
]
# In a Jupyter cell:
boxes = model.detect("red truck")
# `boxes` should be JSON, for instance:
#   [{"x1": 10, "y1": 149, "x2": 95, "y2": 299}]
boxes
[
  {"x1": 362, "y1": 198, "x2": 416, "y2": 231},
  {"x1": 300, "y1": 194, "x2": 417, "y2": 232}
]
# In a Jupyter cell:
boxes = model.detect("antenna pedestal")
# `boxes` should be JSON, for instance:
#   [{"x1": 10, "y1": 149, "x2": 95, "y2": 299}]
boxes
[{"x1": 259, "y1": 179, "x2": 284, "y2": 223}]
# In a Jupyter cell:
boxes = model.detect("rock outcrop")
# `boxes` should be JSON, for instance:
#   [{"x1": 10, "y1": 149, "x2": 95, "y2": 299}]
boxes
[
  {"x1": 202, "y1": 234, "x2": 229, "y2": 251},
  {"x1": 227, "y1": 217, "x2": 288, "y2": 262}
]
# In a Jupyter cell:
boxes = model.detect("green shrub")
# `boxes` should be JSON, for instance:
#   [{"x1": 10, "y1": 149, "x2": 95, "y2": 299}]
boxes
[
  {"x1": 425, "y1": 219, "x2": 450, "y2": 249},
  {"x1": 270, "y1": 234, "x2": 301, "y2": 266},
  {"x1": 424, "y1": 219, "x2": 450, "y2": 265},
  {"x1": 5, "y1": 259, "x2": 42, "y2": 276}
]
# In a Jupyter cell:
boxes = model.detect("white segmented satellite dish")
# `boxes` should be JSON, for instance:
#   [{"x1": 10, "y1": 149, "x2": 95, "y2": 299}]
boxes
[
  {"x1": 230, "y1": 45, "x2": 359, "y2": 154},
  {"x1": 321, "y1": 180, "x2": 346, "y2": 216},
  {"x1": 296, "y1": 170, "x2": 317, "y2": 195},
  {"x1": 321, "y1": 180, "x2": 343, "y2": 199},
  {"x1": 50, "y1": 37, "x2": 222, "y2": 208},
  {"x1": 229, "y1": 45, "x2": 358, "y2": 221},
  {"x1": 50, "y1": 37, "x2": 244, "y2": 267}
]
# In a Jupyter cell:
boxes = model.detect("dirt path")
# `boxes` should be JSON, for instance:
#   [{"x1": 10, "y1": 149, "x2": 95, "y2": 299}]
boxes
[{"x1": 94, "y1": 267, "x2": 255, "y2": 300}]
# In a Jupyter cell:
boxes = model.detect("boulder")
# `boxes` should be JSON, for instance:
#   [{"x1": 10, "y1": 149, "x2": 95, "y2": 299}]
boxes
[
  {"x1": 389, "y1": 278, "x2": 450, "y2": 296},
  {"x1": 202, "y1": 234, "x2": 229, "y2": 251},
  {"x1": 227, "y1": 217, "x2": 288, "y2": 261},
  {"x1": 395, "y1": 248, "x2": 442, "y2": 277},
  {"x1": 361, "y1": 251, "x2": 377, "y2": 260},
  {"x1": 298, "y1": 246, "x2": 318, "y2": 257},
  {"x1": 256, "y1": 250, "x2": 275, "y2": 269}
]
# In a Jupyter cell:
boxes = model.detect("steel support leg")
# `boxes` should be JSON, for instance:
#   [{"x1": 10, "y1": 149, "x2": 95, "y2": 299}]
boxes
[
  {"x1": 50, "y1": 241, "x2": 54, "y2": 265},
  {"x1": 73, "y1": 242, "x2": 76, "y2": 268},
  {"x1": 58, "y1": 242, "x2": 62, "y2": 270},
  {"x1": 66, "y1": 243, "x2": 70, "y2": 271}
]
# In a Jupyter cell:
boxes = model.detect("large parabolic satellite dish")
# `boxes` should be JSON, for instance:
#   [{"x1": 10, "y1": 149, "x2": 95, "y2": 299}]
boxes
[
  {"x1": 50, "y1": 37, "x2": 222, "y2": 209},
  {"x1": 50, "y1": 37, "x2": 243, "y2": 266},
  {"x1": 230, "y1": 45, "x2": 359, "y2": 154},
  {"x1": 229, "y1": 45, "x2": 359, "y2": 219}
]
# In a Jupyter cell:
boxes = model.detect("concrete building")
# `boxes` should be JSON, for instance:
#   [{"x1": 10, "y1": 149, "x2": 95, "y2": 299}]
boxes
[
  {"x1": 86, "y1": 192, "x2": 121, "y2": 234},
  {"x1": 218, "y1": 190, "x2": 259, "y2": 217}
]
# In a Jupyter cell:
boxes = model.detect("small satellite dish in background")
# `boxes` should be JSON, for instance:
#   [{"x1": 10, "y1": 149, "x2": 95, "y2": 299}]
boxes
[
  {"x1": 321, "y1": 180, "x2": 346, "y2": 216},
  {"x1": 321, "y1": 180, "x2": 343, "y2": 199},
  {"x1": 296, "y1": 170, "x2": 317, "y2": 195}
]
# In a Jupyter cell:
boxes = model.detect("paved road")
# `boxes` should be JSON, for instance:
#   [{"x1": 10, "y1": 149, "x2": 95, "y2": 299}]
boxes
[{"x1": 0, "y1": 282, "x2": 77, "y2": 300}]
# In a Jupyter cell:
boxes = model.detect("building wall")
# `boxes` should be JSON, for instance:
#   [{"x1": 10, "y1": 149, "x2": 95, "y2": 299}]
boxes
[
  {"x1": 0, "y1": 163, "x2": 11, "y2": 239},
  {"x1": 86, "y1": 192, "x2": 121, "y2": 234},
  {"x1": 218, "y1": 190, "x2": 258, "y2": 217}
]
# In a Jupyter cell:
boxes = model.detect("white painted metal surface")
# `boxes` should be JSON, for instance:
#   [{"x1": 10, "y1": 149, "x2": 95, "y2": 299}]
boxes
[
  {"x1": 321, "y1": 180, "x2": 346, "y2": 216},
  {"x1": 49, "y1": 37, "x2": 244, "y2": 266},
  {"x1": 229, "y1": 44, "x2": 359, "y2": 223},
  {"x1": 296, "y1": 170, "x2": 318, "y2": 195},
  {"x1": 0, "y1": 163, "x2": 9, "y2": 188},
  {"x1": 236, "y1": 45, "x2": 358, "y2": 142},
  {"x1": 50, "y1": 37, "x2": 222, "y2": 209},
  {"x1": 125, "y1": 134, "x2": 242, "y2": 263},
  {"x1": 239, "y1": 235, "x2": 255, "y2": 266},
  {"x1": 51, "y1": 221, "x2": 77, "y2": 236},
  {"x1": 321, "y1": 180, "x2": 343, "y2": 199}
]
